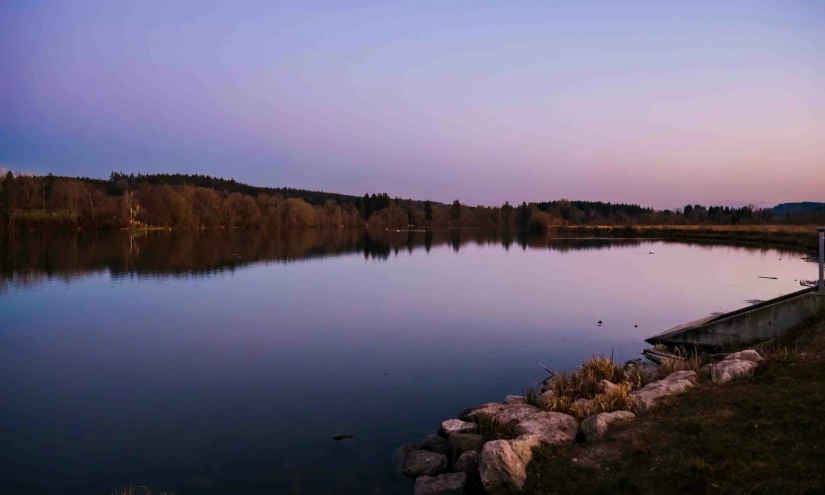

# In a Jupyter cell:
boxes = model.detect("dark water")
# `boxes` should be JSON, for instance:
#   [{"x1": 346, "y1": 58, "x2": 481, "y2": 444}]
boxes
[{"x1": 0, "y1": 230, "x2": 815, "y2": 494}]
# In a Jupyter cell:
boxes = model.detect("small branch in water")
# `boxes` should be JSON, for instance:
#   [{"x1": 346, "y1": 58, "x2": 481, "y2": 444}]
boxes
[{"x1": 758, "y1": 276, "x2": 778, "y2": 280}]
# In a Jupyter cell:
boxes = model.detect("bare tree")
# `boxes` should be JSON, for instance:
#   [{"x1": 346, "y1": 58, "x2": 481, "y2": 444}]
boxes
[{"x1": 124, "y1": 190, "x2": 141, "y2": 226}]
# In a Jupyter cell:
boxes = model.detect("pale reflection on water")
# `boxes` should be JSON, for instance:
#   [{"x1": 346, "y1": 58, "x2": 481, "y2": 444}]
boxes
[{"x1": 0, "y1": 230, "x2": 816, "y2": 494}]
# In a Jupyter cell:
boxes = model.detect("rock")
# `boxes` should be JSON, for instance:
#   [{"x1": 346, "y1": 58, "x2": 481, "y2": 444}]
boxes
[
  {"x1": 440, "y1": 419, "x2": 476, "y2": 436},
  {"x1": 457, "y1": 406, "x2": 480, "y2": 421},
  {"x1": 631, "y1": 370, "x2": 697, "y2": 412},
  {"x1": 479, "y1": 440, "x2": 525, "y2": 493},
  {"x1": 599, "y1": 380, "x2": 621, "y2": 393},
  {"x1": 711, "y1": 359, "x2": 758, "y2": 385},
  {"x1": 581, "y1": 411, "x2": 635, "y2": 442},
  {"x1": 402, "y1": 450, "x2": 448, "y2": 478},
  {"x1": 414, "y1": 472, "x2": 467, "y2": 495},
  {"x1": 508, "y1": 434, "x2": 540, "y2": 464},
  {"x1": 452, "y1": 450, "x2": 479, "y2": 474},
  {"x1": 448, "y1": 433, "x2": 486, "y2": 454},
  {"x1": 504, "y1": 395, "x2": 525, "y2": 405},
  {"x1": 724, "y1": 350, "x2": 763, "y2": 363},
  {"x1": 479, "y1": 438, "x2": 532, "y2": 494},
  {"x1": 514, "y1": 411, "x2": 578, "y2": 445},
  {"x1": 393, "y1": 444, "x2": 419, "y2": 474},
  {"x1": 470, "y1": 403, "x2": 539, "y2": 424},
  {"x1": 536, "y1": 390, "x2": 555, "y2": 408},
  {"x1": 420, "y1": 434, "x2": 450, "y2": 455}
]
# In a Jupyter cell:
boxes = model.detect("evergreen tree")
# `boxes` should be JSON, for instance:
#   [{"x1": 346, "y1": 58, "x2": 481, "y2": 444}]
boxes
[
  {"x1": 0, "y1": 172, "x2": 13, "y2": 227},
  {"x1": 450, "y1": 200, "x2": 461, "y2": 221},
  {"x1": 424, "y1": 200, "x2": 433, "y2": 221}
]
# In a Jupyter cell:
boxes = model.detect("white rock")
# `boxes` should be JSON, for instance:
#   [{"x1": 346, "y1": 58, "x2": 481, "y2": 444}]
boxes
[
  {"x1": 630, "y1": 370, "x2": 697, "y2": 412},
  {"x1": 599, "y1": 380, "x2": 621, "y2": 393},
  {"x1": 581, "y1": 411, "x2": 635, "y2": 441},
  {"x1": 479, "y1": 439, "x2": 528, "y2": 494},
  {"x1": 712, "y1": 359, "x2": 758, "y2": 385},
  {"x1": 414, "y1": 472, "x2": 467, "y2": 495},
  {"x1": 440, "y1": 419, "x2": 476, "y2": 436},
  {"x1": 514, "y1": 411, "x2": 578, "y2": 445},
  {"x1": 504, "y1": 395, "x2": 526, "y2": 405},
  {"x1": 724, "y1": 350, "x2": 763, "y2": 363},
  {"x1": 508, "y1": 434, "x2": 540, "y2": 464}
]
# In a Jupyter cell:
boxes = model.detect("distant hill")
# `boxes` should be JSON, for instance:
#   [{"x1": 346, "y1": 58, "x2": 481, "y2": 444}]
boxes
[{"x1": 772, "y1": 202, "x2": 825, "y2": 215}]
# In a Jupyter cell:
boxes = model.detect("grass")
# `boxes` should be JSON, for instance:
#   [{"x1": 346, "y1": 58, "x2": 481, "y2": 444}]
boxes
[
  {"x1": 531, "y1": 356, "x2": 653, "y2": 420},
  {"x1": 524, "y1": 316, "x2": 825, "y2": 495},
  {"x1": 474, "y1": 413, "x2": 519, "y2": 441}
]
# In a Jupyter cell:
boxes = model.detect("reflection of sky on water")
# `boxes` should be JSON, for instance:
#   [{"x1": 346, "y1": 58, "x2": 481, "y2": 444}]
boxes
[{"x1": 0, "y1": 232, "x2": 817, "y2": 494}]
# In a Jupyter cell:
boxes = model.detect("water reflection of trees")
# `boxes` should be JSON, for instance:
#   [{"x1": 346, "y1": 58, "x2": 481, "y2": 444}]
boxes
[{"x1": 0, "y1": 229, "x2": 803, "y2": 292}]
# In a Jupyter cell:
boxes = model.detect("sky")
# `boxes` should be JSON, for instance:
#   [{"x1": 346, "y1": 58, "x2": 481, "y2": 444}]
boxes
[{"x1": 1, "y1": 0, "x2": 823, "y2": 208}]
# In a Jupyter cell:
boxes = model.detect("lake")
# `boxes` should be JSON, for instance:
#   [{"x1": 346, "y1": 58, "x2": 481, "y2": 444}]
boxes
[{"x1": 0, "y1": 230, "x2": 816, "y2": 494}]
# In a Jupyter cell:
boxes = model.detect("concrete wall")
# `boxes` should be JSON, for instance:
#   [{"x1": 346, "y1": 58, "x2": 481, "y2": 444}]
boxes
[{"x1": 652, "y1": 291, "x2": 825, "y2": 348}]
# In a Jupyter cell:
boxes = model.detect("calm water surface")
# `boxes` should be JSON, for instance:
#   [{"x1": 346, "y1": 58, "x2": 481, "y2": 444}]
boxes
[{"x1": 0, "y1": 230, "x2": 816, "y2": 494}]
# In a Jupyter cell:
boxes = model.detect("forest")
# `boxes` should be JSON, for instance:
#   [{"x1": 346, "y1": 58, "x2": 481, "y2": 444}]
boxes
[{"x1": 0, "y1": 171, "x2": 820, "y2": 231}]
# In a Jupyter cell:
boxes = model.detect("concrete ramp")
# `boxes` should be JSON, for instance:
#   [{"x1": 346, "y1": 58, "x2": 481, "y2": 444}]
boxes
[{"x1": 647, "y1": 287, "x2": 825, "y2": 349}]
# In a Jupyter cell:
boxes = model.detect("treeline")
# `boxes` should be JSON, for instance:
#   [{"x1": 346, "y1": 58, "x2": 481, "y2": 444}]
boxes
[{"x1": 0, "y1": 171, "x2": 821, "y2": 231}]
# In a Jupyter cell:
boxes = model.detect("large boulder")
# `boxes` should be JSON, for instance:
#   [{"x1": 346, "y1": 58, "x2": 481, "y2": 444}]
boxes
[
  {"x1": 402, "y1": 450, "x2": 448, "y2": 478},
  {"x1": 452, "y1": 450, "x2": 480, "y2": 475},
  {"x1": 581, "y1": 411, "x2": 635, "y2": 442},
  {"x1": 420, "y1": 433, "x2": 450, "y2": 456},
  {"x1": 478, "y1": 435, "x2": 540, "y2": 494},
  {"x1": 393, "y1": 445, "x2": 418, "y2": 474},
  {"x1": 440, "y1": 419, "x2": 477, "y2": 436},
  {"x1": 514, "y1": 411, "x2": 578, "y2": 445},
  {"x1": 479, "y1": 439, "x2": 527, "y2": 494},
  {"x1": 448, "y1": 433, "x2": 486, "y2": 454},
  {"x1": 414, "y1": 472, "x2": 467, "y2": 495},
  {"x1": 724, "y1": 350, "x2": 763, "y2": 363},
  {"x1": 507, "y1": 435, "x2": 540, "y2": 464},
  {"x1": 504, "y1": 395, "x2": 526, "y2": 405},
  {"x1": 712, "y1": 359, "x2": 758, "y2": 385},
  {"x1": 631, "y1": 370, "x2": 697, "y2": 412}
]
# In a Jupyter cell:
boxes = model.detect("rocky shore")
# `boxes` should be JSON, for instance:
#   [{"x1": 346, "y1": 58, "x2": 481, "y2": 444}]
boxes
[{"x1": 396, "y1": 350, "x2": 763, "y2": 494}]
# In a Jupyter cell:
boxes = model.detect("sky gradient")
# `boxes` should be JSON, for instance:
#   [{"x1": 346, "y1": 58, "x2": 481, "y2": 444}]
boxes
[{"x1": 2, "y1": 0, "x2": 823, "y2": 208}]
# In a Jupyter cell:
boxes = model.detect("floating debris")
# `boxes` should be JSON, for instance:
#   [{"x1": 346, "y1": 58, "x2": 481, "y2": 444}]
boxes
[
  {"x1": 758, "y1": 276, "x2": 778, "y2": 280},
  {"x1": 333, "y1": 434, "x2": 354, "y2": 441},
  {"x1": 745, "y1": 299, "x2": 764, "y2": 305}
]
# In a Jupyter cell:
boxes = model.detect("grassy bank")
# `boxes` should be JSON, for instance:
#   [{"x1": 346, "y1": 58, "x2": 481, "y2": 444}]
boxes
[
  {"x1": 548, "y1": 225, "x2": 821, "y2": 252},
  {"x1": 524, "y1": 316, "x2": 825, "y2": 495}
]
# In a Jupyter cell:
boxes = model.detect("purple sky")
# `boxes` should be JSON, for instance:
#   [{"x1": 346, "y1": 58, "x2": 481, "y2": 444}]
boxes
[{"x1": 2, "y1": 0, "x2": 823, "y2": 208}]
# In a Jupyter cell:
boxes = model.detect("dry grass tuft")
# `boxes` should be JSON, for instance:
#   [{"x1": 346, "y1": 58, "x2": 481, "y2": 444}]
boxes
[
  {"x1": 539, "y1": 355, "x2": 647, "y2": 419},
  {"x1": 474, "y1": 413, "x2": 518, "y2": 441},
  {"x1": 591, "y1": 382, "x2": 639, "y2": 415},
  {"x1": 544, "y1": 355, "x2": 625, "y2": 403},
  {"x1": 657, "y1": 347, "x2": 702, "y2": 379}
]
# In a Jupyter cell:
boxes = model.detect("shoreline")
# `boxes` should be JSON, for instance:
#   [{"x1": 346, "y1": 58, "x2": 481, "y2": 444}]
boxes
[{"x1": 396, "y1": 308, "x2": 824, "y2": 494}]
